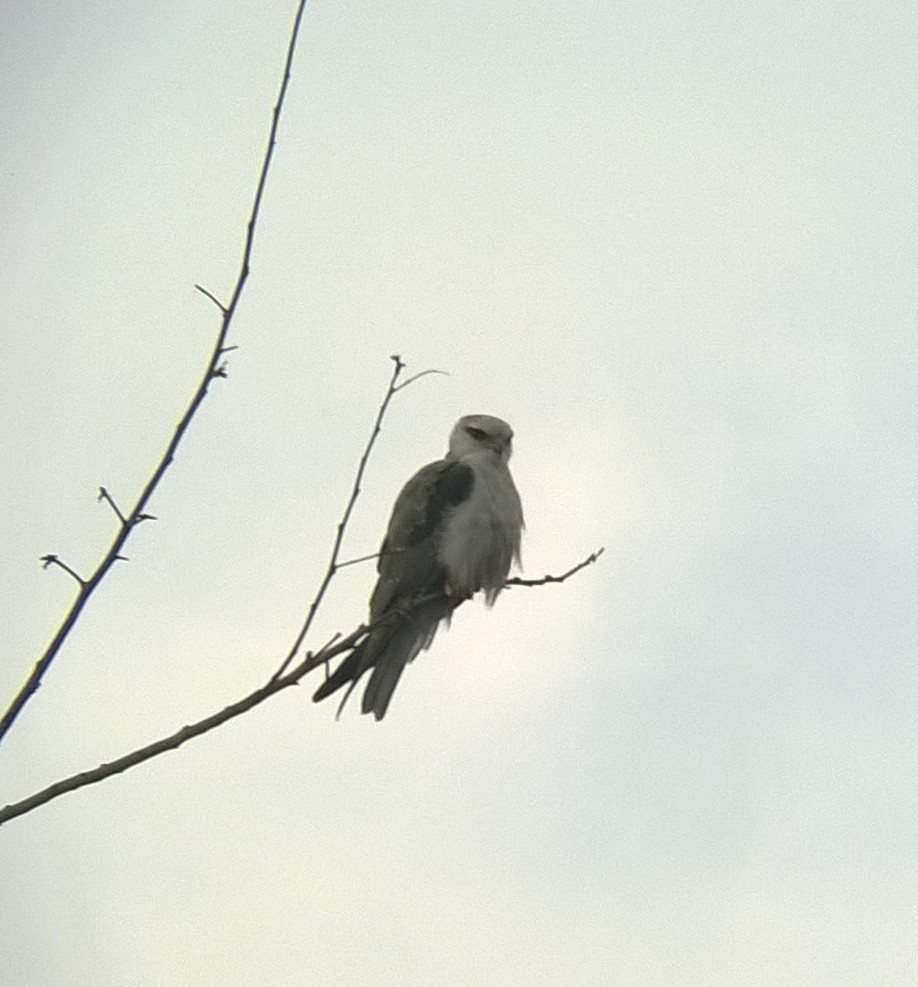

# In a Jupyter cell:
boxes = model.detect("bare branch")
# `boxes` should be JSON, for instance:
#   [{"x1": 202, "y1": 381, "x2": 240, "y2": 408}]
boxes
[
  {"x1": 0, "y1": 625, "x2": 366, "y2": 827},
  {"x1": 97, "y1": 487, "x2": 127, "y2": 525},
  {"x1": 0, "y1": 0, "x2": 606, "y2": 824},
  {"x1": 194, "y1": 283, "x2": 229, "y2": 314},
  {"x1": 336, "y1": 550, "x2": 383, "y2": 570},
  {"x1": 269, "y1": 353, "x2": 450, "y2": 686},
  {"x1": 505, "y1": 548, "x2": 605, "y2": 587},
  {"x1": 392, "y1": 367, "x2": 449, "y2": 392},
  {"x1": 269, "y1": 357, "x2": 405, "y2": 683},
  {"x1": 0, "y1": 543, "x2": 601, "y2": 826},
  {"x1": 39, "y1": 555, "x2": 85, "y2": 586},
  {"x1": 0, "y1": 0, "x2": 312, "y2": 746}
]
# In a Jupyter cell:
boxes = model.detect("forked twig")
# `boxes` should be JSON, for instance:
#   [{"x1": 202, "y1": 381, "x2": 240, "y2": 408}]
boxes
[
  {"x1": 268, "y1": 356, "x2": 446, "y2": 685},
  {"x1": 0, "y1": 0, "x2": 311, "y2": 746},
  {"x1": 0, "y1": 536, "x2": 601, "y2": 826},
  {"x1": 269, "y1": 355, "x2": 407, "y2": 684},
  {"x1": 0, "y1": 0, "x2": 605, "y2": 826},
  {"x1": 38, "y1": 555, "x2": 85, "y2": 587}
]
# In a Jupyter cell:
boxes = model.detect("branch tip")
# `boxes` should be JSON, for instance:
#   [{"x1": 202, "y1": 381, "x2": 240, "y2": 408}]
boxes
[
  {"x1": 505, "y1": 547, "x2": 604, "y2": 588},
  {"x1": 194, "y1": 283, "x2": 229, "y2": 314},
  {"x1": 39, "y1": 555, "x2": 85, "y2": 586},
  {"x1": 97, "y1": 486, "x2": 127, "y2": 524},
  {"x1": 393, "y1": 368, "x2": 449, "y2": 393},
  {"x1": 0, "y1": 0, "x2": 312, "y2": 753}
]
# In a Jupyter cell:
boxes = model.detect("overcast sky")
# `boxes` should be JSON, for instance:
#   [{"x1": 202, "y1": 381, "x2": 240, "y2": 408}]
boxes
[{"x1": 2, "y1": 1, "x2": 917, "y2": 984}]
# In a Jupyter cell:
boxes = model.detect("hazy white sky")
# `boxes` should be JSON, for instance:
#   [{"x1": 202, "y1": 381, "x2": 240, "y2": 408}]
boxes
[{"x1": 2, "y1": 1, "x2": 917, "y2": 984}]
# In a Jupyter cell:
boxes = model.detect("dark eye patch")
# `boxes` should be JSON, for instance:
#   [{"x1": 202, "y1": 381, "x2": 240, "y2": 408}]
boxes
[{"x1": 466, "y1": 426, "x2": 487, "y2": 440}]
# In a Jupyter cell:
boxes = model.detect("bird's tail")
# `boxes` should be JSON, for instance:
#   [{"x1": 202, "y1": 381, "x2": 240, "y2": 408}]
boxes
[
  {"x1": 311, "y1": 646, "x2": 365, "y2": 705},
  {"x1": 311, "y1": 596, "x2": 458, "y2": 720}
]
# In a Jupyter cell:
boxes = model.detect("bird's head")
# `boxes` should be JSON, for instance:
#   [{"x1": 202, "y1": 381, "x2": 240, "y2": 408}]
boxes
[{"x1": 447, "y1": 414, "x2": 515, "y2": 463}]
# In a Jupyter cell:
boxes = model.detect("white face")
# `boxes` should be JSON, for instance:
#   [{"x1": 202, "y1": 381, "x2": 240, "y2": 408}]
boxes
[{"x1": 448, "y1": 414, "x2": 514, "y2": 462}]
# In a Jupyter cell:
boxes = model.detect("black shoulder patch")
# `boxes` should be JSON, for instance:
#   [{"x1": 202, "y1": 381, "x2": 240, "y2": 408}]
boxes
[
  {"x1": 410, "y1": 461, "x2": 474, "y2": 546},
  {"x1": 436, "y1": 461, "x2": 475, "y2": 507}
]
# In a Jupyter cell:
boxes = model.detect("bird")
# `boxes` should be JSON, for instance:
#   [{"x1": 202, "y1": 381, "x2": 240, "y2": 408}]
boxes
[{"x1": 313, "y1": 414, "x2": 524, "y2": 720}]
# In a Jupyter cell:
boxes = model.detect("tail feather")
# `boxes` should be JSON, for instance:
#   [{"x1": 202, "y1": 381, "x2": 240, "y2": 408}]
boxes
[
  {"x1": 361, "y1": 644, "x2": 411, "y2": 720},
  {"x1": 312, "y1": 595, "x2": 459, "y2": 719},
  {"x1": 311, "y1": 647, "x2": 364, "y2": 703}
]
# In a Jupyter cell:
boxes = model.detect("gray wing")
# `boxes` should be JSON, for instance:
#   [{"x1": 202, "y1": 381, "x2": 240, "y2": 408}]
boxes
[
  {"x1": 369, "y1": 459, "x2": 473, "y2": 616},
  {"x1": 312, "y1": 457, "x2": 474, "y2": 719}
]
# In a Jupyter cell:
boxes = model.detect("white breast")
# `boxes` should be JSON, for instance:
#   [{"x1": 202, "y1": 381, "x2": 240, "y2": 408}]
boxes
[{"x1": 437, "y1": 453, "x2": 523, "y2": 604}]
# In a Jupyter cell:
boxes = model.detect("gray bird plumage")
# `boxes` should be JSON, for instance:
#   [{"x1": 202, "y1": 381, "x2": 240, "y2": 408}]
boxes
[{"x1": 312, "y1": 414, "x2": 524, "y2": 720}]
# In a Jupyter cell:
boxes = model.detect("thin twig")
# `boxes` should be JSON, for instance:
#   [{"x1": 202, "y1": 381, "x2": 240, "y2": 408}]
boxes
[
  {"x1": 392, "y1": 368, "x2": 449, "y2": 392},
  {"x1": 39, "y1": 555, "x2": 84, "y2": 587},
  {"x1": 0, "y1": 543, "x2": 602, "y2": 827},
  {"x1": 269, "y1": 355, "x2": 449, "y2": 686},
  {"x1": 97, "y1": 487, "x2": 127, "y2": 525},
  {"x1": 269, "y1": 355, "x2": 406, "y2": 684},
  {"x1": 194, "y1": 283, "x2": 229, "y2": 314},
  {"x1": 0, "y1": 0, "x2": 311, "y2": 746},
  {"x1": 505, "y1": 548, "x2": 605, "y2": 587},
  {"x1": 336, "y1": 550, "x2": 383, "y2": 570}
]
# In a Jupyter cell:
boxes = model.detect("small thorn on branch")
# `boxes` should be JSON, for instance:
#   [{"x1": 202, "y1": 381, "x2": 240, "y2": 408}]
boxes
[
  {"x1": 194, "y1": 283, "x2": 228, "y2": 314},
  {"x1": 211, "y1": 363, "x2": 229, "y2": 379},
  {"x1": 132, "y1": 512, "x2": 158, "y2": 525},
  {"x1": 39, "y1": 555, "x2": 85, "y2": 587},
  {"x1": 97, "y1": 486, "x2": 127, "y2": 524},
  {"x1": 218, "y1": 345, "x2": 239, "y2": 355}
]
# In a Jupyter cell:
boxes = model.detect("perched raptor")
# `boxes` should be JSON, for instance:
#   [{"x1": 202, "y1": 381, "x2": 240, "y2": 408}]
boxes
[{"x1": 313, "y1": 414, "x2": 524, "y2": 720}]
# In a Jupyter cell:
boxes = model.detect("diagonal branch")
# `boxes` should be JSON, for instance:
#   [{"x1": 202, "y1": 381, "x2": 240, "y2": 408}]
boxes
[
  {"x1": 0, "y1": 0, "x2": 606, "y2": 826},
  {"x1": 0, "y1": 0, "x2": 311, "y2": 746},
  {"x1": 0, "y1": 544, "x2": 601, "y2": 827},
  {"x1": 0, "y1": 626, "x2": 366, "y2": 827},
  {"x1": 1, "y1": 351, "x2": 414, "y2": 824},
  {"x1": 269, "y1": 355, "x2": 406, "y2": 684}
]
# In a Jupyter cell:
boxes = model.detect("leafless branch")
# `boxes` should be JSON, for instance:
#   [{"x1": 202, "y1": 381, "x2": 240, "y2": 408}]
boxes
[
  {"x1": 97, "y1": 487, "x2": 127, "y2": 525},
  {"x1": 0, "y1": 0, "x2": 605, "y2": 826},
  {"x1": 505, "y1": 548, "x2": 605, "y2": 587},
  {"x1": 0, "y1": 0, "x2": 311, "y2": 746},
  {"x1": 0, "y1": 541, "x2": 600, "y2": 826},
  {"x1": 0, "y1": 626, "x2": 366, "y2": 827},
  {"x1": 38, "y1": 555, "x2": 84, "y2": 587},
  {"x1": 392, "y1": 367, "x2": 449, "y2": 392},
  {"x1": 194, "y1": 283, "x2": 229, "y2": 314},
  {"x1": 269, "y1": 354, "x2": 422, "y2": 684},
  {"x1": 336, "y1": 550, "x2": 383, "y2": 570}
]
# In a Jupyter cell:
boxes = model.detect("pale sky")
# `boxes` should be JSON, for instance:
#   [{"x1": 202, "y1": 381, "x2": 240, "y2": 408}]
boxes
[{"x1": 2, "y1": 1, "x2": 917, "y2": 984}]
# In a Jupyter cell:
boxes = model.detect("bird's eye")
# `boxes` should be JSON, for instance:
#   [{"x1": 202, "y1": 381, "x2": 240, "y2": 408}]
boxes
[{"x1": 466, "y1": 426, "x2": 487, "y2": 440}]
